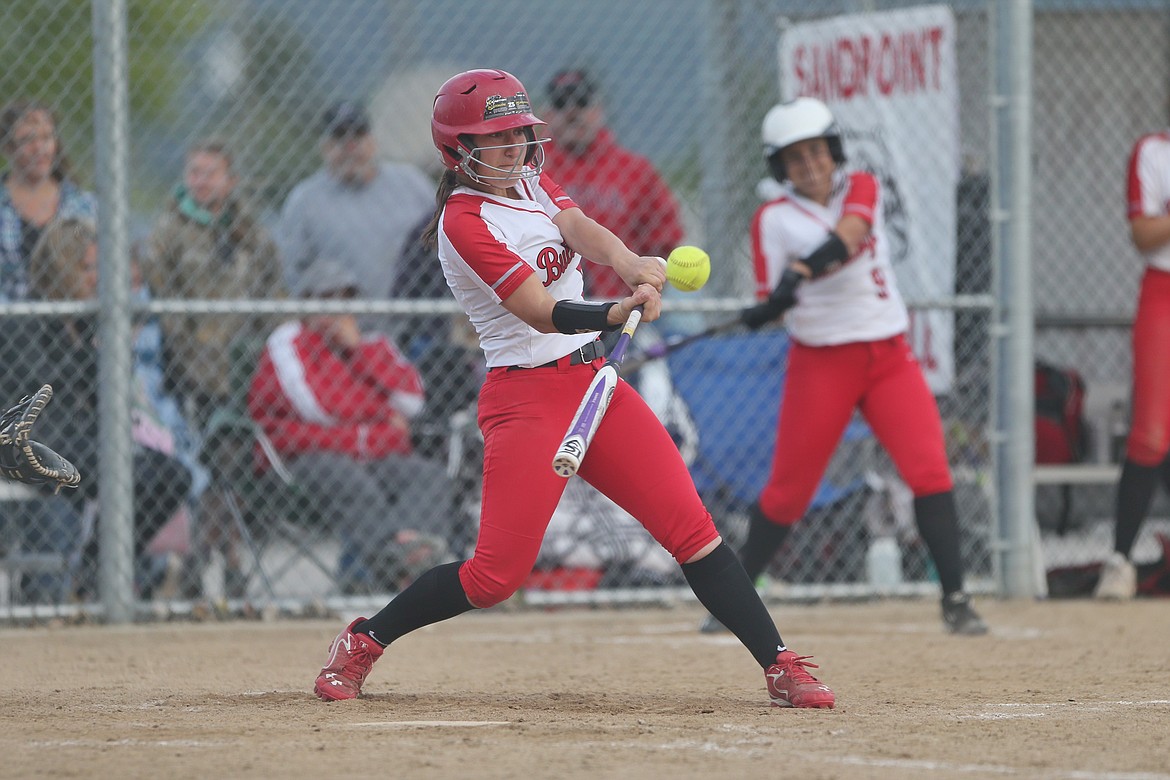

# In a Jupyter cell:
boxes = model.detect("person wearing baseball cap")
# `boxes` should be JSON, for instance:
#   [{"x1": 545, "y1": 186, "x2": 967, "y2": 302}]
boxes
[
  {"x1": 541, "y1": 68, "x2": 686, "y2": 300},
  {"x1": 321, "y1": 101, "x2": 371, "y2": 138},
  {"x1": 276, "y1": 98, "x2": 434, "y2": 321}
]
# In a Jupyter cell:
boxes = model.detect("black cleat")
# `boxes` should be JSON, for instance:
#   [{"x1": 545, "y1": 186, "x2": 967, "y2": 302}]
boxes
[{"x1": 942, "y1": 592, "x2": 988, "y2": 635}]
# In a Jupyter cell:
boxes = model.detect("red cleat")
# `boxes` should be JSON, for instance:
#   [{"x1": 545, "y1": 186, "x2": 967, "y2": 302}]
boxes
[
  {"x1": 765, "y1": 650, "x2": 835, "y2": 709},
  {"x1": 314, "y1": 617, "x2": 384, "y2": 701}
]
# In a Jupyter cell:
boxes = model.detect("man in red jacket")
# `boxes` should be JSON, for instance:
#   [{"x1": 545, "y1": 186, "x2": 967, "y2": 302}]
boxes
[
  {"x1": 249, "y1": 258, "x2": 455, "y2": 594},
  {"x1": 541, "y1": 69, "x2": 686, "y2": 299}
]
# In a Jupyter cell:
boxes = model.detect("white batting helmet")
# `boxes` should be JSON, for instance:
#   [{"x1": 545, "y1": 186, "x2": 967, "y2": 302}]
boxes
[{"x1": 761, "y1": 97, "x2": 845, "y2": 182}]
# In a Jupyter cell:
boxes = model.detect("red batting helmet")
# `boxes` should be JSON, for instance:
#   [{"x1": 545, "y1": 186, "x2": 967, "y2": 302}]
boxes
[{"x1": 431, "y1": 69, "x2": 547, "y2": 180}]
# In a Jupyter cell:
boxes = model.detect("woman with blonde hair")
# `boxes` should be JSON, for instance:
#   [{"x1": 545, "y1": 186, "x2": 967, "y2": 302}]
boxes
[{"x1": 22, "y1": 217, "x2": 195, "y2": 599}]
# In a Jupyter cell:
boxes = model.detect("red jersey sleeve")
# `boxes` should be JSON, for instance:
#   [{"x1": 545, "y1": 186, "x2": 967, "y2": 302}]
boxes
[
  {"x1": 442, "y1": 195, "x2": 535, "y2": 301},
  {"x1": 529, "y1": 171, "x2": 579, "y2": 214},
  {"x1": 842, "y1": 172, "x2": 879, "y2": 226},
  {"x1": 1126, "y1": 135, "x2": 1159, "y2": 220}
]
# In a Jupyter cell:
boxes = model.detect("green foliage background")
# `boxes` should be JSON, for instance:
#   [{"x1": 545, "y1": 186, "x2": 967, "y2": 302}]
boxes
[{"x1": 0, "y1": 0, "x2": 212, "y2": 188}]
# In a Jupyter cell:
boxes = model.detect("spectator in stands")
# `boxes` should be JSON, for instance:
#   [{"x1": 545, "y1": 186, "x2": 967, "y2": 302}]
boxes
[
  {"x1": 277, "y1": 100, "x2": 433, "y2": 311},
  {"x1": 1096, "y1": 129, "x2": 1170, "y2": 599},
  {"x1": 0, "y1": 99, "x2": 96, "y2": 301},
  {"x1": 26, "y1": 217, "x2": 194, "y2": 599},
  {"x1": 145, "y1": 137, "x2": 284, "y2": 426},
  {"x1": 248, "y1": 257, "x2": 455, "y2": 594},
  {"x1": 541, "y1": 69, "x2": 685, "y2": 300}
]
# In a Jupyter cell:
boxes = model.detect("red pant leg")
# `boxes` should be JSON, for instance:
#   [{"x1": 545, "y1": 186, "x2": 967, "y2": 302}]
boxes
[
  {"x1": 758, "y1": 341, "x2": 869, "y2": 524},
  {"x1": 578, "y1": 379, "x2": 719, "y2": 564},
  {"x1": 461, "y1": 366, "x2": 585, "y2": 607},
  {"x1": 857, "y1": 335, "x2": 953, "y2": 496},
  {"x1": 1127, "y1": 268, "x2": 1170, "y2": 466}
]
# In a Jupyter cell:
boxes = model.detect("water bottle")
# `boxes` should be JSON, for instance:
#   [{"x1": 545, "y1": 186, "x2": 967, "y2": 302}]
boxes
[{"x1": 866, "y1": 536, "x2": 903, "y2": 590}]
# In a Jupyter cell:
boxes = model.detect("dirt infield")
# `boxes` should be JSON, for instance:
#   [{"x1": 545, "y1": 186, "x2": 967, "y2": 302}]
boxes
[{"x1": 3, "y1": 598, "x2": 1168, "y2": 780}]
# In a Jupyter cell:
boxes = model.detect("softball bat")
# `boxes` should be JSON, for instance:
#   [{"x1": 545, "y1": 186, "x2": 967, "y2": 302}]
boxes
[{"x1": 551, "y1": 306, "x2": 644, "y2": 478}]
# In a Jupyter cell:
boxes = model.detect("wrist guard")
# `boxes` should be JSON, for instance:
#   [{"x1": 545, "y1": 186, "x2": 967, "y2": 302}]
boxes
[
  {"x1": 551, "y1": 300, "x2": 620, "y2": 334},
  {"x1": 802, "y1": 231, "x2": 849, "y2": 278},
  {"x1": 740, "y1": 269, "x2": 804, "y2": 330}
]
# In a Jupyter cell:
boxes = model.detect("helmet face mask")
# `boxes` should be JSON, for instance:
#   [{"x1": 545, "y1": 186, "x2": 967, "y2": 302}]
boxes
[
  {"x1": 459, "y1": 125, "x2": 547, "y2": 184},
  {"x1": 431, "y1": 69, "x2": 547, "y2": 182},
  {"x1": 761, "y1": 97, "x2": 846, "y2": 182}
]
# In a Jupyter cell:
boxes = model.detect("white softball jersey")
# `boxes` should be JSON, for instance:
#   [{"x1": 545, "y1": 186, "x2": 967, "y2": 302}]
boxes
[
  {"x1": 751, "y1": 169, "x2": 908, "y2": 346},
  {"x1": 1127, "y1": 131, "x2": 1170, "y2": 273},
  {"x1": 438, "y1": 172, "x2": 598, "y2": 369}
]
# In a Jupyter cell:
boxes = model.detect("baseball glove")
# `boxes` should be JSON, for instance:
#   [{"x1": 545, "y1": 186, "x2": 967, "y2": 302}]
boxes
[{"x1": 0, "y1": 384, "x2": 81, "y2": 492}]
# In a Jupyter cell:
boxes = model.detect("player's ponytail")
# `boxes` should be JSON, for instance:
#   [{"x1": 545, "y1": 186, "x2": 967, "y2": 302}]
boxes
[{"x1": 421, "y1": 169, "x2": 459, "y2": 249}]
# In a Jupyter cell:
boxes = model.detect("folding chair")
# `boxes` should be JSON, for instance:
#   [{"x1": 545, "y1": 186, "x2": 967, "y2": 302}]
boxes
[
  {"x1": 0, "y1": 481, "x2": 75, "y2": 606},
  {"x1": 197, "y1": 336, "x2": 335, "y2": 600}
]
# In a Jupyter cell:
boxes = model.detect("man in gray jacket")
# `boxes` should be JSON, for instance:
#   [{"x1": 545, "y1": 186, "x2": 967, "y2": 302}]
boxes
[{"x1": 277, "y1": 101, "x2": 434, "y2": 304}]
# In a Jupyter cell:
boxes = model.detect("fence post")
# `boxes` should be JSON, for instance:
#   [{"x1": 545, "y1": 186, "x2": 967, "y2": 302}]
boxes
[
  {"x1": 92, "y1": 0, "x2": 135, "y2": 623},
  {"x1": 991, "y1": 0, "x2": 1038, "y2": 598}
]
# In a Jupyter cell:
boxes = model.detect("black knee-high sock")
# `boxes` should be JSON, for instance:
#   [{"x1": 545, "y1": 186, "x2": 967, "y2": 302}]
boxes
[
  {"x1": 913, "y1": 491, "x2": 965, "y2": 596},
  {"x1": 1115, "y1": 459, "x2": 1161, "y2": 558},
  {"x1": 1157, "y1": 453, "x2": 1170, "y2": 494},
  {"x1": 355, "y1": 561, "x2": 474, "y2": 647},
  {"x1": 738, "y1": 502, "x2": 793, "y2": 583},
  {"x1": 682, "y1": 542, "x2": 784, "y2": 669}
]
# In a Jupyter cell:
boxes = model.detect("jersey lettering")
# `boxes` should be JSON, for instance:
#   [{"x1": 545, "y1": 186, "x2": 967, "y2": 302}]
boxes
[
  {"x1": 536, "y1": 245, "x2": 575, "y2": 286},
  {"x1": 871, "y1": 267, "x2": 890, "y2": 299}
]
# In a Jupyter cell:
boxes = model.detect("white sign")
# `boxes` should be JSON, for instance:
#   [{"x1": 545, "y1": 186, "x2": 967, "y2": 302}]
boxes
[{"x1": 779, "y1": 5, "x2": 958, "y2": 393}]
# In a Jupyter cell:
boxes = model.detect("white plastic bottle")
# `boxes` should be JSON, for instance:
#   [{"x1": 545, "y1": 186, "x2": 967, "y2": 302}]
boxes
[{"x1": 866, "y1": 536, "x2": 903, "y2": 590}]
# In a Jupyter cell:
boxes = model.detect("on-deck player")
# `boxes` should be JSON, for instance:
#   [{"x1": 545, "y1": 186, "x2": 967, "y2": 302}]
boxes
[
  {"x1": 1094, "y1": 128, "x2": 1170, "y2": 599},
  {"x1": 313, "y1": 69, "x2": 835, "y2": 709},
  {"x1": 701, "y1": 97, "x2": 987, "y2": 635}
]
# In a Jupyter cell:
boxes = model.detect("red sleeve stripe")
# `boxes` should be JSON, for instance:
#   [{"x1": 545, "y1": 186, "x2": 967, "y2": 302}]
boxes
[
  {"x1": 492, "y1": 262, "x2": 529, "y2": 298},
  {"x1": 533, "y1": 171, "x2": 577, "y2": 212}
]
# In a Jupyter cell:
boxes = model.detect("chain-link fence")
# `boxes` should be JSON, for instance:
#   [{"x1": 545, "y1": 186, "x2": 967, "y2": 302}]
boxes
[{"x1": 0, "y1": 0, "x2": 1161, "y2": 621}]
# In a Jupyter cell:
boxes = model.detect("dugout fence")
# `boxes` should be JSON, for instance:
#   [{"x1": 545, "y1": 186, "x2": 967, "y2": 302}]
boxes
[{"x1": 1, "y1": 0, "x2": 1160, "y2": 622}]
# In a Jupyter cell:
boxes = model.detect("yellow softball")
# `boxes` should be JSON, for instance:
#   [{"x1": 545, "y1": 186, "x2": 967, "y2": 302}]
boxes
[{"x1": 665, "y1": 246, "x2": 711, "y2": 292}]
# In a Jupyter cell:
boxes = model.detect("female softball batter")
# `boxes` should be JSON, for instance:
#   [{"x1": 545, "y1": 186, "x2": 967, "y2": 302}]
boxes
[
  {"x1": 707, "y1": 97, "x2": 986, "y2": 635},
  {"x1": 1095, "y1": 130, "x2": 1170, "y2": 598},
  {"x1": 314, "y1": 69, "x2": 835, "y2": 709}
]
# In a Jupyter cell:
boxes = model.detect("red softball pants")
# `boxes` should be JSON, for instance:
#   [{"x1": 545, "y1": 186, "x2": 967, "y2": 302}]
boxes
[
  {"x1": 758, "y1": 334, "x2": 954, "y2": 525},
  {"x1": 1126, "y1": 267, "x2": 1170, "y2": 466},
  {"x1": 460, "y1": 360, "x2": 719, "y2": 608}
]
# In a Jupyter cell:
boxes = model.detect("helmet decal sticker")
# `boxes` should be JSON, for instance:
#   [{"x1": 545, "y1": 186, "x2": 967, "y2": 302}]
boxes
[{"x1": 483, "y1": 92, "x2": 533, "y2": 121}]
